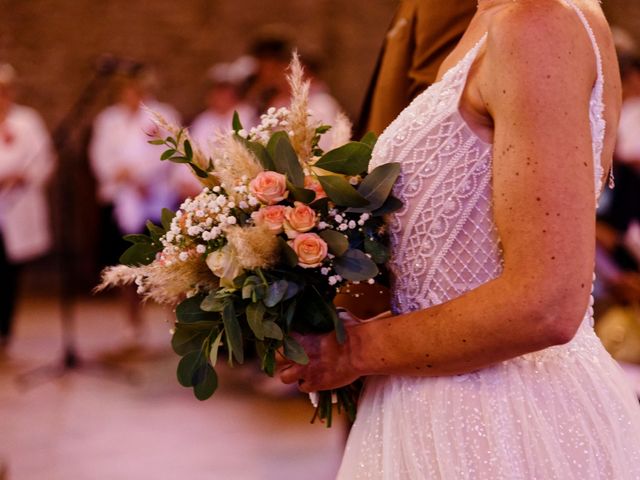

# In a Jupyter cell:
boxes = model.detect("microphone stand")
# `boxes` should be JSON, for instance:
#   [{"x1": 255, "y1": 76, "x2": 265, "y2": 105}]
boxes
[{"x1": 17, "y1": 58, "x2": 139, "y2": 388}]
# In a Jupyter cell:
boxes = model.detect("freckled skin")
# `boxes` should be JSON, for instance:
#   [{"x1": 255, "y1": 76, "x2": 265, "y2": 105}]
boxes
[{"x1": 279, "y1": 0, "x2": 622, "y2": 392}]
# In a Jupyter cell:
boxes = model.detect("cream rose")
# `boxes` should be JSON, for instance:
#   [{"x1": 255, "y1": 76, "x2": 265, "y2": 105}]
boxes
[
  {"x1": 253, "y1": 205, "x2": 287, "y2": 234},
  {"x1": 290, "y1": 233, "x2": 328, "y2": 268},
  {"x1": 206, "y1": 245, "x2": 243, "y2": 287},
  {"x1": 304, "y1": 175, "x2": 326, "y2": 201},
  {"x1": 284, "y1": 201, "x2": 317, "y2": 238},
  {"x1": 249, "y1": 171, "x2": 288, "y2": 205}
]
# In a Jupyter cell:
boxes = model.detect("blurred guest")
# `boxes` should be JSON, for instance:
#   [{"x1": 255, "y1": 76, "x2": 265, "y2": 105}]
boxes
[
  {"x1": 190, "y1": 58, "x2": 257, "y2": 154},
  {"x1": 357, "y1": 0, "x2": 476, "y2": 136},
  {"x1": 0, "y1": 63, "x2": 55, "y2": 350},
  {"x1": 89, "y1": 66, "x2": 180, "y2": 334},
  {"x1": 243, "y1": 34, "x2": 292, "y2": 114}
]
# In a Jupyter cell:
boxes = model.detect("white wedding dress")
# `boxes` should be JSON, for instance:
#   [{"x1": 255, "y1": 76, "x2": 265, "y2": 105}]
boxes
[{"x1": 337, "y1": 2, "x2": 640, "y2": 478}]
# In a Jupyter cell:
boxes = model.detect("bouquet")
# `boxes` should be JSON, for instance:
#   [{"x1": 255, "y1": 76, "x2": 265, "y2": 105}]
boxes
[{"x1": 98, "y1": 55, "x2": 401, "y2": 426}]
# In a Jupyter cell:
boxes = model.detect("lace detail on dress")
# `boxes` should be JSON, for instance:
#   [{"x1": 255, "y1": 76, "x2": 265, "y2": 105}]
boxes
[{"x1": 369, "y1": 35, "x2": 500, "y2": 314}]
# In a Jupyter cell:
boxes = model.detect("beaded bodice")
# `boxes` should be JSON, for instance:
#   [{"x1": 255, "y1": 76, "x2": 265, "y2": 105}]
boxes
[{"x1": 369, "y1": 0, "x2": 606, "y2": 315}]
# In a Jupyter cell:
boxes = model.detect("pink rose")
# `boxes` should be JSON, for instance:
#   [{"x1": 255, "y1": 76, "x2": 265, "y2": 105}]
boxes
[
  {"x1": 290, "y1": 233, "x2": 328, "y2": 268},
  {"x1": 304, "y1": 176, "x2": 326, "y2": 201},
  {"x1": 254, "y1": 205, "x2": 287, "y2": 234},
  {"x1": 285, "y1": 202, "x2": 317, "y2": 238},
  {"x1": 249, "y1": 171, "x2": 289, "y2": 205}
]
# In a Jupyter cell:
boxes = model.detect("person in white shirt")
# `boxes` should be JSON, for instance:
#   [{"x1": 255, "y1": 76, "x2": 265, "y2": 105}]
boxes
[
  {"x1": 89, "y1": 66, "x2": 181, "y2": 334},
  {"x1": 0, "y1": 64, "x2": 55, "y2": 349}
]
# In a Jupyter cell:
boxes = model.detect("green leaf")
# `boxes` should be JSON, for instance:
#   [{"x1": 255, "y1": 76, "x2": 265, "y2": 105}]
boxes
[
  {"x1": 266, "y1": 131, "x2": 288, "y2": 160},
  {"x1": 246, "y1": 302, "x2": 266, "y2": 340},
  {"x1": 122, "y1": 233, "x2": 152, "y2": 245},
  {"x1": 286, "y1": 180, "x2": 316, "y2": 204},
  {"x1": 360, "y1": 131, "x2": 378, "y2": 148},
  {"x1": 261, "y1": 347, "x2": 276, "y2": 377},
  {"x1": 209, "y1": 330, "x2": 224, "y2": 366},
  {"x1": 190, "y1": 162, "x2": 210, "y2": 179},
  {"x1": 193, "y1": 363, "x2": 218, "y2": 400},
  {"x1": 169, "y1": 155, "x2": 190, "y2": 164},
  {"x1": 263, "y1": 321, "x2": 284, "y2": 340},
  {"x1": 315, "y1": 125, "x2": 331, "y2": 135},
  {"x1": 222, "y1": 301, "x2": 244, "y2": 364},
  {"x1": 333, "y1": 249, "x2": 379, "y2": 281},
  {"x1": 119, "y1": 242, "x2": 160, "y2": 266},
  {"x1": 284, "y1": 282, "x2": 302, "y2": 301},
  {"x1": 177, "y1": 350, "x2": 203, "y2": 387},
  {"x1": 232, "y1": 110, "x2": 243, "y2": 133},
  {"x1": 284, "y1": 299, "x2": 297, "y2": 330},
  {"x1": 145, "y1": 220, "x2": 165, "y2": 241},
  {"x1": 148, "y1": 138, "x2": 166, "y2": 145},
  {"x1": 278, "y1": 237, "x2": 298, "y2": 267},
  {"x1": 283, "y1": 336, "x2": 309, "y2": 365},
  {"x1": 244, "y1": 140, "x2": 276, "y2": 171},
  {"x1": 264, "y1": 280, "x2": 288, "y2": 308},
  {"x1": 314, "y1": 142, "x2": 372, "y2": 175},
  {"x1": 350, "y1": 162, "x2": 401, "y2": 213},
  {"x1": 372, "y1": 195, "x2": 403, "y2": 216},
  {"x1": 171, "y1": 327, "x2": 208, "y2": 356},
  {"x1": 176, "y1": 295, "x2": 219, "y2": 323},
  {"x1": 364, "y1": 237, "x2": 390, "y2": 264},
  {"x1": 317, "y1": 175, "x2": 369, "y2": 207},
  {"x1": 161, "y1": 149, "x2": 177, "y2": 160},
  {"x1": 200, "y1": 292, "x2": 226, "y2": 312},
  {"x1": 242, "y1": 276, "x2": 266, "y2": 301},
  {"x1": 272, "y1": 135, "x2": 304, "y2": 187},
  {"x1": 184, "y1": 139, "x2": 193, "y2": 161},
  {"x1": 161, "y1": 208, "x2": 175, "y2": 231},
  {"x1": 318, "y1": 230, "x2": 349, "y2": 256}
]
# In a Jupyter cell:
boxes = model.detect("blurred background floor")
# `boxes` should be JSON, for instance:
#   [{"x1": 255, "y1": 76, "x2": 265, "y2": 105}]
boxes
[{"x1": 0, "y1": 293, "x2": 345, "y2": 480}]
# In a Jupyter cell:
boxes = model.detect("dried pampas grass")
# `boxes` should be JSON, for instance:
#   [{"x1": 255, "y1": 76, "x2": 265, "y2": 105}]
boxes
[
  {"x1": 287, "y1": 52, "x2": 317, "y2": 164},
  {"x1": 96, "y1": 258, "x2": 217, "y2": 306},
  {"x1": 211, "y1": 136, "x2": 264, "y2": 198},
  {"x1": 226, "y1": 224, "x2": 280, "y2": 270}
]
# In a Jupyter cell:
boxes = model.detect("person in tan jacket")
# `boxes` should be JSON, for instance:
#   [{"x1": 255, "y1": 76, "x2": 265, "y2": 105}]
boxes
[{"x1": 358, "y1": 0, "x2": 477, "y2": 136}]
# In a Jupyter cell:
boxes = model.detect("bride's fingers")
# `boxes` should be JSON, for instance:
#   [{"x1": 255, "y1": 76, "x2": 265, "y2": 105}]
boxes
[{"x1": 279, "y1": 364, "x2": 304, "y2": 385}]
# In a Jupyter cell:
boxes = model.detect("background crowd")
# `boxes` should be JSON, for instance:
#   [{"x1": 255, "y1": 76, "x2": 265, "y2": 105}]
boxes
[{"x1": 1, "y1": 1, "x2": 640, "y2": 479}]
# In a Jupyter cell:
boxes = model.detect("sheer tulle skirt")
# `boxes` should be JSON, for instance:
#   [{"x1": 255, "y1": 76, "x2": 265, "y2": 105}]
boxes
[{"x1": 337, "y1": 322, "x2": 640, "y2": 479}]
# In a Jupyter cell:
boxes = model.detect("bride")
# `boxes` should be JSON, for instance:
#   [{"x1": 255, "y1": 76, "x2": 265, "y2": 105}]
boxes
[{"x1": 280, "y1": 0, "x2": 640, "y2": 478}]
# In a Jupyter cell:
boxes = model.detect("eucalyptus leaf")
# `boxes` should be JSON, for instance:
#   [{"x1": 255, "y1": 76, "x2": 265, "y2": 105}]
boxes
[
  {"x1": 372, "y1": 195, "x2": 403, "y2": 216},
  {"x1": 317, "y1": 175, "x2": 369, "y2": 207},
  {"x1": 177, "y1": 350, "x2": 203, "y2": 387},
  {"x1": 161, "y1": 208, "x2": 175, "y2": 231},
  {"x1": 360, "y1": 131, "x2": 378, "y2": 148},
  {"x1": 246, "y1": 303, "x2": 266, "y2": 340},
  {"x1": 364, "y1": 237, "x2": 390, "y2": 264},
  {"x1": 122, "y1": 234, "x2": 152, "y2": 245},
  {"x1": 176, "y1": 295, "x2": 219, "y2": 323},
  {"x1": 119, "y1": 242, "x2": 160, "y2": 266},
  {"x1": 278, "y1": 237, "x2": 298, "y2": 268},
  {"x1": 274, "y1": 136, "x2": 304, "y2": 187},
  {"x1": 284, "y1": 299, "x2": 297, "y2": 330},
  {"x1": 262, "y1": 348, "x2": 276, "y2": 377},
  {"x1": 286, "y1": 180, "x2": 316, "y2": 204},
  {"x1": 264, "y1": 280, "x2": 288, "y2": 308},
  {"x1": 193, "y1": 364, "x2": 218, "y2": 400},
  {"x1": 283, "y1": 336, "x2": 309, "y2": 365},
  {"x1": 200, "y1": 292, "x2": 226, "y2": 312},
  {"x1": 222, "y1": 301, "x2": 244, "y2": 364},
  {"x1": 209, "y1": 330, "x2": 224, "y2": 366},
  {"x1": 318, "y1": 230, "x2": 349, "y2": 256},
  {"x1": 333, "y1": 249, "x2": 379, "y2": 281},
  {"x1": 349, "y1": 162, "x2": 401, "y2": 213},
  {"x1": 284, "y1": 282, "x2": 302, "y2": 301},
  {"x1": 263, "y1": 321, "x2": 284, "y2": 340},
  {"x1": 171, "y1": 327, "x2": 208, "y2": 356},
  {"x1": 314, "y1": 142, "x2": 372, "y2": 175}
]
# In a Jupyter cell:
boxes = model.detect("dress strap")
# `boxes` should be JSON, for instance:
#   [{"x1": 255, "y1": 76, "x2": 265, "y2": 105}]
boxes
[{"x1": 562, "y1": 0, "x2": 609, "y2": 199}]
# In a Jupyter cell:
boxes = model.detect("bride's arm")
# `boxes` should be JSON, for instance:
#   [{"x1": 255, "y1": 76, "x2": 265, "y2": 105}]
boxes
[{"x1": 280, "y1": 3, "x2": 603, "y2": 392}]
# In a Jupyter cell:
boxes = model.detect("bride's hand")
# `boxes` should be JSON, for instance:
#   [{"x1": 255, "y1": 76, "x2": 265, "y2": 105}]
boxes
[{"x1": 276, "y1": 309, "x2": 393, "y2": 393}]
